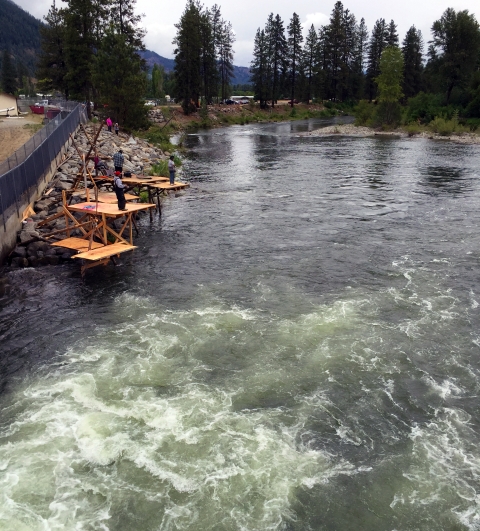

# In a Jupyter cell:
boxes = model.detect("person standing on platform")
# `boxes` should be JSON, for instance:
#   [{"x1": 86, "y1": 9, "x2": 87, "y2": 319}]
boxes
[
  {"x1": 113, "y1": 171, "x2": 128, "y2": 211},
  {"x1": 114, "y1": 122, "x2": 119, "y2": 135},
  {"x1": 113, "y1": 149, "x2": 124, "y2": 173},
  {"x1": 168, "y1": 155, "x2": 176, "y2": 185},
  {"x1": 106, "y1": 117, "x2": 113, "y2": 132}
]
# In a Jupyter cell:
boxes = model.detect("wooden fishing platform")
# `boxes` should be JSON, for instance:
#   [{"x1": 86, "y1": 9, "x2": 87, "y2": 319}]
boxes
[{"x1": 36, "y1": 125, "x2": 191, "y2": 276}]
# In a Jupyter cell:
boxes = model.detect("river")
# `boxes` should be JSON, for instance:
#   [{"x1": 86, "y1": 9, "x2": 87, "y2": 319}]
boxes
[{"x1": 1, "y1": 118, "x2": 480, "y2": 530}]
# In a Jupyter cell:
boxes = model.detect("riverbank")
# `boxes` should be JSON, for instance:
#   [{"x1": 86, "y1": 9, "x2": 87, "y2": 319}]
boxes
[
  {"x1": 4, "y1": 125, "x2": 173, "y2": 269},
  {"x1": 139, "y1": 102, "x2": 339, "y2": 150},
  {"x1": 304, "y1": 122, "x2": 480, "y2": 144}
]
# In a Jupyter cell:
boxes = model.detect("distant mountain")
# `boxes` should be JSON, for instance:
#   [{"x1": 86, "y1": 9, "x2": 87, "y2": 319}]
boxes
[
  {"x1": 139, "y1": 49, "x2": 251, "y2": 85},
  {"x1": 0, "y1": 0, "x2": 42, "y2": 76}
]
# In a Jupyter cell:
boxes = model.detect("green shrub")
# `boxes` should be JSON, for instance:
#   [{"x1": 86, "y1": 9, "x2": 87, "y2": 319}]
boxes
[
  {"x1": 405, "y1": 92, "x2": 444, "y2": 123},
  {"x1": 149, "y1": 160, "x2": 169, "y2": 176},
  {"x1": 428, "y1": 116, "x2": 469, "y2": 136},
  {"x1": 354, "y1": 100, "x2": 375, "y2": 126},
  {"x1": 139, "y1": 191, "x2": 149, "y2": 203},
  {"x1": 404, "y1": 123, "x2": 421, "y2": 136},
  {"x1": 149, "y1": 156, "x2": 182, "y2": 177}
]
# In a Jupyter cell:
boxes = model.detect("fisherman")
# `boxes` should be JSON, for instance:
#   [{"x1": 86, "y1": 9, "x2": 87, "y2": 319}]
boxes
[
  {"x1": 93, "y1": 155, "x2": 107, "y2": 175},
  {"x1": 113, "y1": 171, "x2": 128, "y2": 211},
  {"x1": 113, "y1": 149, "x2": 124, "y2": 173},
  {"x1": 168, "y1": 155, "x2": 176, "y2": 185}
]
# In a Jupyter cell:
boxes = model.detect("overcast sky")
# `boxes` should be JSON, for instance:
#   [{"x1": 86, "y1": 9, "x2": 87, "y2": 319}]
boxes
[{"x1": 15, "y1": 0, "x2": 480, "y2": 66}]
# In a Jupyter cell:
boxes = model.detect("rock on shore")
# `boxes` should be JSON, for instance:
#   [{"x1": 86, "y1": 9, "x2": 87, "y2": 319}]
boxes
[{"x1": 305, "y1": 123, "x2": 480, "y2": 144}]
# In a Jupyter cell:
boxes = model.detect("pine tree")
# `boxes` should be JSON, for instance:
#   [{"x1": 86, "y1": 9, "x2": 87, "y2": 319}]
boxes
[
  {"x1": 199, "y1": 9, "x2": 218, "y2": 104},
  {"x1": 217, "y1": 19, "x2": 235, "y2": 102},
  {"x1": 386, "y1": 20, "x2": 398, "y2": 46},
  {"x1": 110, "y1": 0, "x2": 145, "y2": 48},
  {"x1": 429, "y1": 8, "x2": 480, "y2": 102},
  {"x1": 250, "y1": 28, "x2": 269, "y2": 108},
  {"x1": 301, "y1": 25, "x2": 320, "y2": 103},
  {"x1": 93, "y1": 30, "x2": 148, "y2": 128},
  {"x1": 322, "y1": 2, "x2": 345, "y2": 101},
  {"x1": 62, "y1": 0, "x2": 109, "y2": 105},
  {"x1": 151, "y1": 63, "x2": 164, "y2": 100},
  {"x1": 286, "y1": 12, "x2": 303, "y2": 105},
  {"x1": 173, "y1": 0, "x2": 202, "y2": 114},
  {"x1": 37, "y1": 1, "x2": 69, "y2": 97},
  {"x1": 351, "y1": 17, "x2": 368, "y2": 99},
  {"x1": 402, "y1": 26, "x2": 423, "y2": 99},
  {"x1": 265, "y1": 13, "x2": 287, "y2": 107},
  {"x1": 1, "y1": 49, "x2": 17, "y2": 94}
]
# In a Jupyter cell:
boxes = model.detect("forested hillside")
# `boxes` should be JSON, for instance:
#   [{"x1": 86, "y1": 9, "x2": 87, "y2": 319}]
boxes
[{"x1": 0, "y1": 0, "x2": 42, "y2": 75}]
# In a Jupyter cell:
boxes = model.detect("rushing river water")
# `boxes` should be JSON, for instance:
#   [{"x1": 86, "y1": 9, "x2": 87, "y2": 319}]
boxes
[{"x1": 1, "y1": 118, "x2": 480, "y2": 530}]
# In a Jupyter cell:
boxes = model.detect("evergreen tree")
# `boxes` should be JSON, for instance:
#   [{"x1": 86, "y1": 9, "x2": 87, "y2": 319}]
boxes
[
  {"x1": 62, "y1": 0, "x2": 109, "y2": 105},
  {"x1": 250, "y1": 28, "x2": 269, "y2": 108},
  {"x1": 37, "y1": 0, "x2": 69, "y2": 97},
  {"x1": 93, "y1": 30, "x2": 148, "y2": 128},
  {"x1": 366, "y1": 18, "x2": 388, "y2": 100},
  {"x1": 402, "y1": 26, "x2": 423, "y2": 99},
  {"x1": 199, "y1": 9, "x2": 218, "y2": 104},
  {"x1": 173, "y1": 0, "x2": 202, "y2": 114},
  {"x1": 429, "y1": 8, "x2": 480, "y2": 102},
  {"x1": 386, "y1": 20, "x2": 399, "y2": 46},
  {"x1": 351, "y1": 17, "x2": 368, "y2": 99},
  {"x1": 301, "y1": 25, "x2": 320, "y2": 103},
  {"x1": 217, "y1": 19, "x2": 235, "y2": 102},
  {"x1": 110, "y1": 0, "x2": 145, "y2": 48},
  {"x1": 286, "y1": 12, "x2": 303, "y2": 105},
  {"x1": 322, "y1": 2, "x2": 359, "y2": 101},
  {"x1": 265, "y1": 13, "x2": 287, "y2": 106},
  {"x1": 1, "y1": 49, "x2": 17, "y2": 94},
  {"x1": 151, "y1": 63, "x2": 164, "y2": 100}
]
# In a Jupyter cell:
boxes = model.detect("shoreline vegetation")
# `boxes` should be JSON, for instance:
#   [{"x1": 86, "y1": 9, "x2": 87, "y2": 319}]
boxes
[
  {"x1": 135, "y1": 102, "x2": 343, "y2": 152},
  {"x1": 134, "y1": 103, "x2": 480, "y2": 152}
]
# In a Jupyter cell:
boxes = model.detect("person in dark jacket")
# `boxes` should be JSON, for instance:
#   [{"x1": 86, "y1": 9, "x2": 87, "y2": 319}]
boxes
[{"x1": 113, "y1": 171, "x2": 128, "y2": 211}]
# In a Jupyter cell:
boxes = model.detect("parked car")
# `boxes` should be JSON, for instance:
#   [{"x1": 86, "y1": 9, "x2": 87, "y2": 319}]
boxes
[
  {"x1": 288, "y1": 99, "x2": 299, "y2": 105},
  {"x1": 225, "y1": 99, "x2": 235, "y2": 105}
]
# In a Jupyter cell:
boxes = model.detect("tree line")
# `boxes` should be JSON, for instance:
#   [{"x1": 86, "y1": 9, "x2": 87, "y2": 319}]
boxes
[
  {"x1": 173, "y1": 0, "x2": 235, "y2": 114},
  {"x1": 37, "y1": 0, "x2": 148, "y2": 128},
  {"x1": 250, "y1": 1, "x2": 480, "y2": 124}
]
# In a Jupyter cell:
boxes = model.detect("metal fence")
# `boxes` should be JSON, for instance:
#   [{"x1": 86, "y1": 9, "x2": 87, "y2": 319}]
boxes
[{"x1": 0, "y1": 103, "x2": 88, "y2": 224}]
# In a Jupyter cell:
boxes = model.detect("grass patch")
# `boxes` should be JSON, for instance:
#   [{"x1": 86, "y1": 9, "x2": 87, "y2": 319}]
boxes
[
  {"x1": 137, "y1": 124, "x2": 177, "y2": 153},
  {"x1": 23, "y1": 123, "x2": 44, "y2": 134},
  {"x1": 149, "y1": 155, "x2": 182, "y2": 177}
]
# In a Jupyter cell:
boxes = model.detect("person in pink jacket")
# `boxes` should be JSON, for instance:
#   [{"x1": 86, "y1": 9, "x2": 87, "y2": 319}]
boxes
[{"x1": 106, "y1": 117, "x2": 113, "y2": 132}]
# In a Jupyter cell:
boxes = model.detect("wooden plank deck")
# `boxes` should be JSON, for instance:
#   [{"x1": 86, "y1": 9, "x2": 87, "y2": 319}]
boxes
[
  {"x1": 67, "y1": 201, "x2": 156, "y2": 217},
  {"x1": 150, "y1": 182, "x2": 190, "y2": 191},
  {"x1": 72, "y1": 242, "x2": 136, "y2": 261},
  {"x1": 96, "y1": 192, "x2": 139, "y2": 204},
  {"x1": 51, "y1": 237, "x2": 104, "y2": 252}
]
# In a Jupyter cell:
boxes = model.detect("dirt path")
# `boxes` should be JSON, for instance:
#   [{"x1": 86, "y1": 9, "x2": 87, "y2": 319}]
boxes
[{"x1": 0, "y1": 115, "x2": 44, "y2": 163}]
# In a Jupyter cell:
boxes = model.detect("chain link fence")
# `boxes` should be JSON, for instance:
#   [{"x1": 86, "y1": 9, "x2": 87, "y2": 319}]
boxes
[{"x1": 0, "y1": 103, "x2": 88, "y2": 225}]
